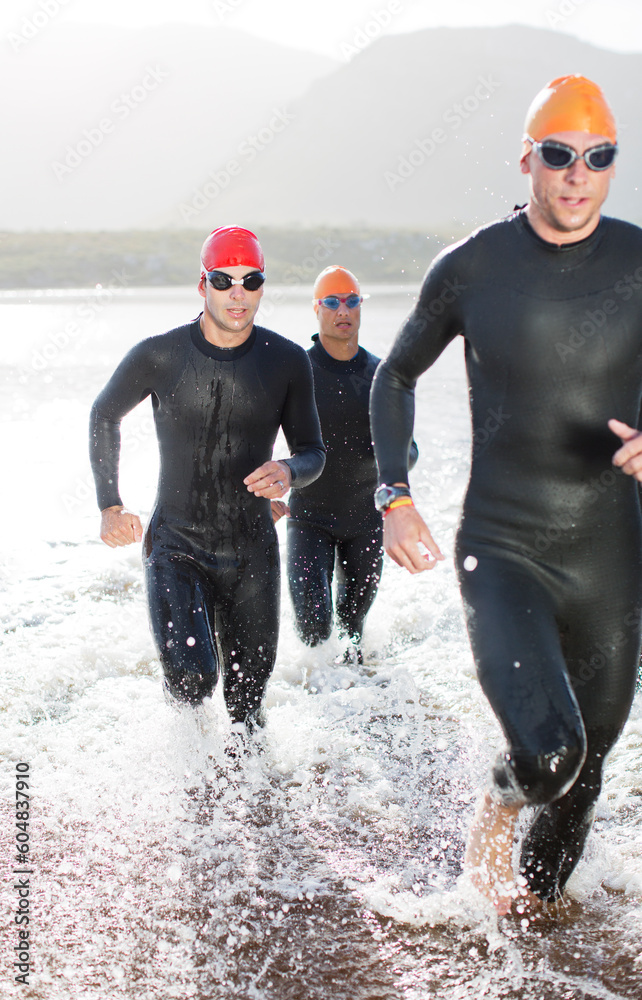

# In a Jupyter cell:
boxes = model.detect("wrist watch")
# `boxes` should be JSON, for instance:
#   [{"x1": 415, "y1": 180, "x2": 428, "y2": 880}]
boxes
[{"x1": 374, "y1": 484, "x2": 412, "y2": 512}]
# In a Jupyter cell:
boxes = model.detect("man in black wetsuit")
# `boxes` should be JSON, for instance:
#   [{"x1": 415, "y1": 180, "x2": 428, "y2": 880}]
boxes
[
  {"x1": 287, "y1": 266, "x2": 417, "y2": 664},
  {"x1": 90, "y1": 226, "x2": 325, "y2": 730},
  {"x1": 370, "y1": 75, "x2": 642, "y2": 912}
]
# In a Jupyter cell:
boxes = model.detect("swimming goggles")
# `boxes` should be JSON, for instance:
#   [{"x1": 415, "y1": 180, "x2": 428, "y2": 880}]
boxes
[
  {"x1": 524, "y1": 135, "x2": 618, "y2": 171},
  {"x1": 317, "y1": 294, "x2": 362, "y2": 309},
  {"x1": 205, "y1": 270, "x2": 265, "y2": 291}
]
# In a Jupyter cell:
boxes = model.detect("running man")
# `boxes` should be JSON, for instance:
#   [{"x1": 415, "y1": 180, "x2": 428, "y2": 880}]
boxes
[
  {"x1": 90, "y1": 226, "x2": 325, "y2": 729},
  {"x1": 370, "y1": 76, "x2": 642, "y2": 912},
  {"x1": 287, "y1": 266, "x2": 417, "y2": 663}
]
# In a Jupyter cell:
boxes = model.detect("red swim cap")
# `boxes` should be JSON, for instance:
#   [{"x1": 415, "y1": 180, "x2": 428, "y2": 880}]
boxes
[
  {"x1": 200, "y1": 226, "x2": 265, "y2": 276},
  {"x1": 524, "y1": 75, "x2": 617, "y2": 143},
  {"x1": 313, "y1": 266, "x2": 360, "y2": 300}
]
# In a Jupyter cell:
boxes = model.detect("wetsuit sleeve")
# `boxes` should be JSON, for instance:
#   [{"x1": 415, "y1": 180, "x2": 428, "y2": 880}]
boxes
[
  {"x1": 89, "y1": 341, "x2": 157, "y2": 510},
  {"x1": 278, "y1": 348, "x2": 326, "y2": 488},
  {"x1": 371, "y1": 251, "x2": 463, "y2": 486}
]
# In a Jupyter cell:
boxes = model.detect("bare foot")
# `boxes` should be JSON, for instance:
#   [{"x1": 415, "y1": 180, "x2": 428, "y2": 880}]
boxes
[{"x1": 464, "y1": 791, "x2": 536, "y2": 916}]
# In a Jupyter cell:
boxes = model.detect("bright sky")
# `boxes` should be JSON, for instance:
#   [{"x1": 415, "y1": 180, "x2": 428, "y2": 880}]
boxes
[{"x1": 6, "y1": 0, "x2": 642, "y2": 57}]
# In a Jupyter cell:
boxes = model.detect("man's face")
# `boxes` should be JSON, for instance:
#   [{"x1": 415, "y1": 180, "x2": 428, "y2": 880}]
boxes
[
  {"x1": 521, "y1": 130, "x2": 616, "y2": 243},
  {"x1": 198, "y1": 265, "x2": 264, "y2": 336},
  {"x1": 315, "y1": 294, "x2": 361, "y2": 346}
]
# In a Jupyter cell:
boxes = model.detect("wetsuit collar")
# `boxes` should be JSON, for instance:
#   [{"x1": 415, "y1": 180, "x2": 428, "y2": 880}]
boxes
[
  {"x1": 190, "y1": 315, "x2": 257, "y2": 360},
  {"x1": 513, "y1": 208, "x2": 606, "y2": 262},
  {"x1": 310, "y1": 334, "x2": 365, "y2": 373}
]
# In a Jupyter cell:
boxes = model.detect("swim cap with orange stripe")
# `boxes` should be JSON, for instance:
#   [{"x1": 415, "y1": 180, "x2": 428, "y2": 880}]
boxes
[
  {"x1": 313, "y1": 266, "x2": 360, "y2": 300},
  {"x1": 524, "y1": 75, "x2": 617, "y2": 143},
  {"x1": 200, "y1": 226, "x2": 264, "y2": 277}
]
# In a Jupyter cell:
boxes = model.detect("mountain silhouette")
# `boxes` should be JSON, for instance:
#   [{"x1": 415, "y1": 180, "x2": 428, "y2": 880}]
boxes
[{"x1": 5, "y1": 22, "x2": 640, "y2": 233}]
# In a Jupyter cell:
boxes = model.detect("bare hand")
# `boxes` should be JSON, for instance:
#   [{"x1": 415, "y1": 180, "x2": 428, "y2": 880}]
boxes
[
  {"x1": 383, "y1": 504, "x2": 445, "y2": 574},
  {"x1": 100, "y1": 505, "x2": 143, "y2": 548},
  {"x1": 609, "y1": 418, "x2": 642, "y2": 480},
  {"x1": 244, "y1": 460, "x2": 292, "y2": 499},
  {"x1": 270, "y1": 500, "x2": 291, "y2": 524}
]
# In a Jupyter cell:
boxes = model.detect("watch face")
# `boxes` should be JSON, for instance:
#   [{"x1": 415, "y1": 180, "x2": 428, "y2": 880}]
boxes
[
  {"x1": 374, "y1": 485, "x2": 396, "y2": 511},
  {"x1": 375, "y1": 485, "x2": 411, "y2": 511}
]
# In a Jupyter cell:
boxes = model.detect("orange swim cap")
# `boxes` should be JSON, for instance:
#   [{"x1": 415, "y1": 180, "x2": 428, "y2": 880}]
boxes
[
  {"x1": 313, "y1": 266, "x2": 360, "y2": 300},
  {"x1": 200, "y1": 226, "x2": 264, "y2": 277},
  {"x1": 524, "y1": 75, "x2": 617, "y2": 143}
]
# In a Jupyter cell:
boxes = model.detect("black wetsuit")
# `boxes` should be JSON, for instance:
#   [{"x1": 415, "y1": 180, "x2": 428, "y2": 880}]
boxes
[
  {"x1": 90, "y1": 317, "x2": 325, "y2": 723},
  {"x1": 371, "y1": 212, "x2": 642, "y2": 900},
  {"x1": 287, "y1": 337, "x2": 385, "y2": 655},
  {"x1": 287, "y1": 336, "x2": 419, "y2": 655}
]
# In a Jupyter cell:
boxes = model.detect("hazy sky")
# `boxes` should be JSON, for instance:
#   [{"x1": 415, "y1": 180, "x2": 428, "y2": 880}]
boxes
[{"x1": 4, "y1": 0, "x2": 642, "y2": 57}]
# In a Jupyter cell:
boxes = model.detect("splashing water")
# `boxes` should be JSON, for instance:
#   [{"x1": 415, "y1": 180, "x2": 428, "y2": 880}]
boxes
[{"x1": 2, "y1": 287, "x2": 641, "y2": 999}]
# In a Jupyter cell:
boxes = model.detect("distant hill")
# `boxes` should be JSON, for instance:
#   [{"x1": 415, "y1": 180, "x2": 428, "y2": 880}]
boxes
[
  {"x1": 0, "y1": 228, "x2": 449, "y2": 289},
  {"x1": 205, "y1": 25, "x2": 642, "y2": 236},
  {"x1": 2, "y1": 21, "x2": 337, "y2": 231},
  {"x1": 3, "y1": 22, "x2": 641, "y2": 236}
]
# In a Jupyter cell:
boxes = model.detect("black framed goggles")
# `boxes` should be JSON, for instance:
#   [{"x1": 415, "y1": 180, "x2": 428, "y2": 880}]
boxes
[
  {"x1": 317, "y1": 294, "x2": 362, "y2": 310},
  {"x1": 205, "y1": 270, "x2": 265, "y2": 291},
  {"x1": 525, "y1": 135, "x2": 618, "y2": 172}
]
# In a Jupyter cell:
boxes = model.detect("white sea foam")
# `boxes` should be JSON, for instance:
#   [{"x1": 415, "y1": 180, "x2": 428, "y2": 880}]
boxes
[{"x1": 2, "y1": 288, "x2": 641, "y2": 999}]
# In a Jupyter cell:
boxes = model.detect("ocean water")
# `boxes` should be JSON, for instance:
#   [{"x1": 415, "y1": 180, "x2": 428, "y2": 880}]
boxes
[{"x1": 1, "y1": 284, "x2": 642, "y2": 1000}]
